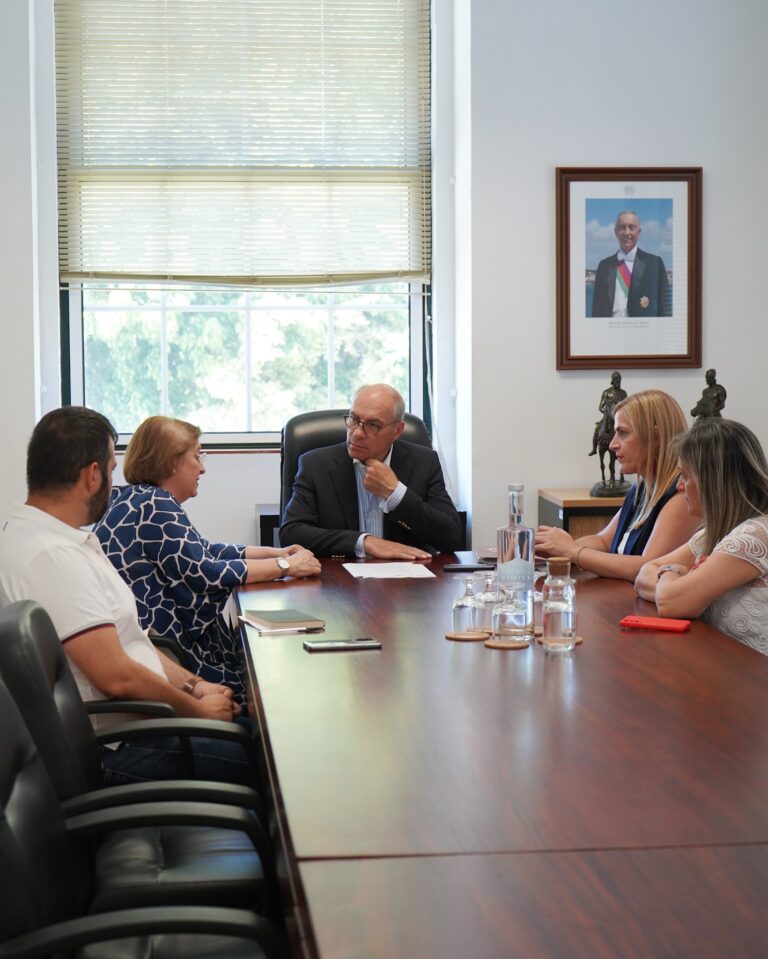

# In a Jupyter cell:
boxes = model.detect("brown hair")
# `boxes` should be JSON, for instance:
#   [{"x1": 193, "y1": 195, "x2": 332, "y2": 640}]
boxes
[
  {"x1": 27, "y1": 406, "x2": 117, "y2": 493},
  {"x1": 613, "y1": 390, "x2": 687, "y2": 528},
  {"x1": 677, "y1": 419, "x2": 768, "y2": 555},
  {"x1": 123, "y1": 416, "x2": 200, "y2": 486}
]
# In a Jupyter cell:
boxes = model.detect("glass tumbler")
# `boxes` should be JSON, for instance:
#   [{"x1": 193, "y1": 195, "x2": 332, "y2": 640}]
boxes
[
  {"x1": 471, "y1": 571, "x2": 498, "y2": 631},
  {"x1": 491, "y1": 588, "x2": 533, "y2": 645},
  {"x1": 452, "y1": 577, "x2": 476, "y2": 632}
]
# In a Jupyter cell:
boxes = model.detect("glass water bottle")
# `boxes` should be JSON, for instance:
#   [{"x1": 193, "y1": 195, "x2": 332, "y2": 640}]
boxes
[
  {"x1": 542, "y1": 557, "x2": 576, "y2": 652},
  {"x1": 497, "y1": 483, "x2": 535, "y2": 636}
]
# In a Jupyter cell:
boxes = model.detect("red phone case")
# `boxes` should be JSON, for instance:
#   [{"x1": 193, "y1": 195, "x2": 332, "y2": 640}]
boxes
[{"x1": 619, "y1": 615, "x2": 691, "y2": 632}]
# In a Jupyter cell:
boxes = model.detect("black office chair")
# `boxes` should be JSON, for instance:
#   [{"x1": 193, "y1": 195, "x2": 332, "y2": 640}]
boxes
[
  {"x1": 0, "y1": 601, "x2": 279, "y2": 916},
  {"x1": 279, "y1": 408, "x2": 432, "y2": 516},
  {"x1": 0, "y1": 677, "x2": 282, "y2": 959}
]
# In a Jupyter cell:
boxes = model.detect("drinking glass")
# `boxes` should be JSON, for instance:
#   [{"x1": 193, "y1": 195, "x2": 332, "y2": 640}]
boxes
[
  {"x1": 490, "y1": 587, "x2": 533, "y2": 644},
  {"x1": 471, "y1": 571, "x2": 498, "y2": 631},
  {"x1": 452, "y1": 577, "x2": 476, "y2": 632}
]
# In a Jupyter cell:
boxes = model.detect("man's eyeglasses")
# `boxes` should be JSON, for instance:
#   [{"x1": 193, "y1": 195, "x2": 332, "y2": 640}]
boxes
[{"x1": 344, "y1": 413, "x2": 399, "y2": 436}]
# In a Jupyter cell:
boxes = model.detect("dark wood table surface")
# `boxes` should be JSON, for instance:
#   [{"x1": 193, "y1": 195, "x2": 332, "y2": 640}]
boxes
[
  {"x1": 238, "y1": 553, "x2": 768, "y2": 957},
  {"x1": 299, "y1": 845, "x2": 768, "y2": 959}
]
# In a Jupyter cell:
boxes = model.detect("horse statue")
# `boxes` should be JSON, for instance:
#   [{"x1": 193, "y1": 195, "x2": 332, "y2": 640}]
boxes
[
  {"x1": 595, "y1": 404, "x2": 622, "y2": 489},
  {"x1": 589, "y1": 403, "x2": 630, "y2": 498},
  {"x1": 588, "y1": 372, "x2": 630, "y2": 498}
]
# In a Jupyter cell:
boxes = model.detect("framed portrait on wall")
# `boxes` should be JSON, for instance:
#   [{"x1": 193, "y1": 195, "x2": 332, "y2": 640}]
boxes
[{"x1": 556, "y1": 167, "x2": 702, "y2": 369}]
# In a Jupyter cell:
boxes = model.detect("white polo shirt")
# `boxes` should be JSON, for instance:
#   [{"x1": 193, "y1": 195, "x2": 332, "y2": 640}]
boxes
[{"x1": 0, "y1": 504, "x2": 166, "y2": 709}]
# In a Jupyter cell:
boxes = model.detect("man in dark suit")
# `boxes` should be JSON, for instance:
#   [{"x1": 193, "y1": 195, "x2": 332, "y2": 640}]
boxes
[
  {"x1": 591, "y1": 211, "x2": 671, "y2": 317},
  {"x1": 280, "y1": 384, "x2": 463, "y2": 558}
]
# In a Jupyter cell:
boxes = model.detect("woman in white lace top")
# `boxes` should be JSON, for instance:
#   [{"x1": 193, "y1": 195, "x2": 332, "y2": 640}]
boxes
[{"x1": 635, "y1": 419, "x2": 768, "y2": 655}]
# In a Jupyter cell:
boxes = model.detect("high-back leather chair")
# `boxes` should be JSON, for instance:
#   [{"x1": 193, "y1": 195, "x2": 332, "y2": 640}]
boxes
[
  {"x1": 0, "y1": 600, "x2": 278, "y2": 916},
  {"x1": 280, "y1": 408, "x2": 432, "y2": 515},
  {"x1": 0, "y1": 673, "x2": 281, "y2": 958}
]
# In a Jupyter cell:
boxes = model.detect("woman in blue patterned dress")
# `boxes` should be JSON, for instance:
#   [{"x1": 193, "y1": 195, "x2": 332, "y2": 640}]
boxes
[{"x1": 96, "y1": 416, "x2": 321, "y2": 701}]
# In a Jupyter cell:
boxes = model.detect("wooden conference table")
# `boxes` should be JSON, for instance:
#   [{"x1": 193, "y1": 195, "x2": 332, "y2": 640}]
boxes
[{"x1": 238, "y1": 554, "x2": 768, "y2": 958}]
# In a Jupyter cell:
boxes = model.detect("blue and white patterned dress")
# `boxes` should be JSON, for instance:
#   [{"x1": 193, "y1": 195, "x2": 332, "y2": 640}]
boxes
[{"x1": 95, "y1": 485, "x2": 249, "y2": 700}]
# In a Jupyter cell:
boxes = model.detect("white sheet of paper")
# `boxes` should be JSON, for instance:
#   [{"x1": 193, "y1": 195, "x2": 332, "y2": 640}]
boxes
[{"x1": 342, "y1": 562, "x2": 436, "y2": 579}]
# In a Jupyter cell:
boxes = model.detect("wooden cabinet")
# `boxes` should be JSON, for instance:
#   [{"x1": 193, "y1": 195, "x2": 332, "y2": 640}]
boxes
[{"x1": 538, "y1": 487, "x2": 626, "y2": 539}]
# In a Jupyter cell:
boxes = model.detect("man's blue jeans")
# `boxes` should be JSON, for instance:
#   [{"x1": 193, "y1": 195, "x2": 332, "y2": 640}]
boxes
[{"x1": 100, "y1": 717, "x2": 257, "y2": 788}]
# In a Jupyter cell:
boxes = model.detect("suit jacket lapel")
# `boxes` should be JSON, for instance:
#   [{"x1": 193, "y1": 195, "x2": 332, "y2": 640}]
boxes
[
  {"x1": 600, "y1": 255, "x2": 618, "y2": 302},
  {"x1": 328, "y1": 446, "x2": 361, "y2": 531},
  {"x1": 389, "y1": 441, "x2": 412, "y2": 485},
  {"x1": 384, "y1": 442, "x2": 413, "y2": 540}
]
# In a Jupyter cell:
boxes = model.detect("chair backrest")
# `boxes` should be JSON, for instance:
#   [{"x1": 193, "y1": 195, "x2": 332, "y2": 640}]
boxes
[
  {"x1": 0, "y1": 676, "x2": 91, "y2": 939},
  {"x1": 0, "y1": 600, "x2": 104, "y2": 798},
  {"x1": 279, "y1": 409, "x2": 432, "y2": 516}
]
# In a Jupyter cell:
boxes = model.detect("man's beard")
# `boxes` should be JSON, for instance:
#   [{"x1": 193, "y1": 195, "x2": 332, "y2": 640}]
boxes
[{"x1": 86, "y1": 465, "x2": 110, "y2": 525}]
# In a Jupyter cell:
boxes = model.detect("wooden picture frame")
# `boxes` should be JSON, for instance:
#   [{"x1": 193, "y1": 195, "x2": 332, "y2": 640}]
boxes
[{"x1": 556, "y1": 167, "x2": 702, "y2": 370}]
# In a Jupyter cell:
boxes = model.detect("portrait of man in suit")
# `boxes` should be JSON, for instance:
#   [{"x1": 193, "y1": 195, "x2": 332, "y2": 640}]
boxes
[{"x1": 590, "y1": 210, "x2": 672, "y2": 318}]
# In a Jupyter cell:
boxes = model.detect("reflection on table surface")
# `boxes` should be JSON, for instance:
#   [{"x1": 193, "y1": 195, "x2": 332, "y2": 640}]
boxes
[{"x1": 238, "y1": 552, "x2": 768, "y2": 958}]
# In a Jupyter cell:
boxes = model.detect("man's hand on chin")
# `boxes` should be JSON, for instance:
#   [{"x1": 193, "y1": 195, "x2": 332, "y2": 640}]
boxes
[
  {"x1": 363, "y1": 459, "x2": 399, "y2": 498},
  {"x1": 363, "y1": 535, "x2": 432, "y2": 561}
]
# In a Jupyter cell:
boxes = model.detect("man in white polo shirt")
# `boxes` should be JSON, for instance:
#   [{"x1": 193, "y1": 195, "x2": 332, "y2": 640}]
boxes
[{"x1": 0, "y1": 406, "x2": 253, "y2": 786}]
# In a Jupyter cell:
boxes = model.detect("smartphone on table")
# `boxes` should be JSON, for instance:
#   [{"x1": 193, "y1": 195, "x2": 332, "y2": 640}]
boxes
[{"x1": 303, "y1": 637, "x2": 382, "y2": 652}]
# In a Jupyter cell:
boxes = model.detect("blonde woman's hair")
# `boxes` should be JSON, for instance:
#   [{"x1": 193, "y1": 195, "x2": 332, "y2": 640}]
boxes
[
  {"x1": 123, "y1": 416, "x2": 200, "y2": 486},
  {"x1": 677, "y1": 419, "x2": 768, "y2": 555},
  {"x1": 613, "y1": 390, "x2": 687, "y2": 529}
]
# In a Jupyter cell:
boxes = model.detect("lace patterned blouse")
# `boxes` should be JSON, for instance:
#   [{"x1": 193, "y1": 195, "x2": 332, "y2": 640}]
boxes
[
  {"x1": 689, "y1": 515, "x2": 768, "y2": 656},
  {"x1": 95, "y1": 485, "x2": 249, "y2": 698}
]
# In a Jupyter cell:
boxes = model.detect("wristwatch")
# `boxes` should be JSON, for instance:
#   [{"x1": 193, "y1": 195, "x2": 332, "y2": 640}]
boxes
[
  {"x1": 275, "y1": 557, "x2": 291, "y2": 579},
  {"x1": 182, "y1": 676, "x2": 202, "y2": 696},
  {"x1": 656, "y1": 563, "x2": 687, "y2": 581}
]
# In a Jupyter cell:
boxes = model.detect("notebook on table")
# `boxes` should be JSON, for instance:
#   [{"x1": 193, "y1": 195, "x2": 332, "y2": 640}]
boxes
[{"x1": 242, "y1": 608, "x2": 325, "y2": 631}]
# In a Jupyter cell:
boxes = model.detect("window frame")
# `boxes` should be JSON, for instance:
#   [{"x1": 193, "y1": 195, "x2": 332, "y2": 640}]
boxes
[{"x1": 62, "y1": 282, "x2": 428, "y2": 448}]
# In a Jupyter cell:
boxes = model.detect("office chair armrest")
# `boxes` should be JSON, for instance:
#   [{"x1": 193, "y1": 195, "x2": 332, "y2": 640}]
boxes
[
  {"x1": 93, "y1": 717, "x2": 258, "y2": 764},
  {"x1": 65, "y1": 801, "x2": 274, "y2": 893},
  {"x1": 60, "y1": 780, "x2": 262, "y2": 817},
  {"x1": 0, "y1": 906, "x2": 285, "y2": 959},
  {"x1": 85, "y1": 699, "x2": 177, "y2": 718}
]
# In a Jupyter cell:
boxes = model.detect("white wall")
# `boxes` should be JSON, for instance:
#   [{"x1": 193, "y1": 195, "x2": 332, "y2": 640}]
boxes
[
  {"x1": 2, "y1": 0, "x2": 767, "y2": 551},
  {"x1": 461, "y1": 0, "x2": 768, "y2": 546},
  {"x1": 0, "y1": 1, "x2": 39, "y2": 514}
]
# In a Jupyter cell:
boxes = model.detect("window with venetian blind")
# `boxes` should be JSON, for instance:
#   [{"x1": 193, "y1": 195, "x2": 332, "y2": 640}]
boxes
[
  {"x1": 54, "y1": 0, "x2": 431, "y2": 436},
  {"x1": 54, "y1": 0, "x2": 432, "y2": 287}
]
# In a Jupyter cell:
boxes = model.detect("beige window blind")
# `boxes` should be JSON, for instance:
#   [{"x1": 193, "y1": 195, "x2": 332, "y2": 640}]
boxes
[{"x1": 54, "y1": 0, "x2": 431, "y2": 286}]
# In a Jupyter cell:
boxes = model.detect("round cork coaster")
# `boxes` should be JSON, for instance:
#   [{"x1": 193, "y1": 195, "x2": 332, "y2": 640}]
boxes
[
  {"x1": 445, "y1": 630, "x2": 491, "y2": 642},
  {"x1": 535, "y1": 635, "x2": 583, "y2": 645},
  {"x1": 484, "y1": 637, "x2": 531, "y2": 650}
]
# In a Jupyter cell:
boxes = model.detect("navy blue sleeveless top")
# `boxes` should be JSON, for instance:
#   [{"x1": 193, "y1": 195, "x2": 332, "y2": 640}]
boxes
[{"x1": 609, "y1": 479, "x2": 679, "y2": 555}]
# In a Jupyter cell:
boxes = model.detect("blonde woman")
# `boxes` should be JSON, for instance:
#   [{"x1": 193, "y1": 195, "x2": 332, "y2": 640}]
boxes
[
  {"x1": 636, "y1": 419, "x2": 768, "y2": 655},
  {"x1": 535, "y1": 390, "x2": 700, "y2": 581},
  {"x1": 96, "y1": 416, "x2": 320, "y2": 702}
]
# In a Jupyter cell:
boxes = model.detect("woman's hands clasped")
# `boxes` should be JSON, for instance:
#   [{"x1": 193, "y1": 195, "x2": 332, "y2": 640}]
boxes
[{"x1": 279, "y1": 545, "x2": 321, "y2": 578}]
